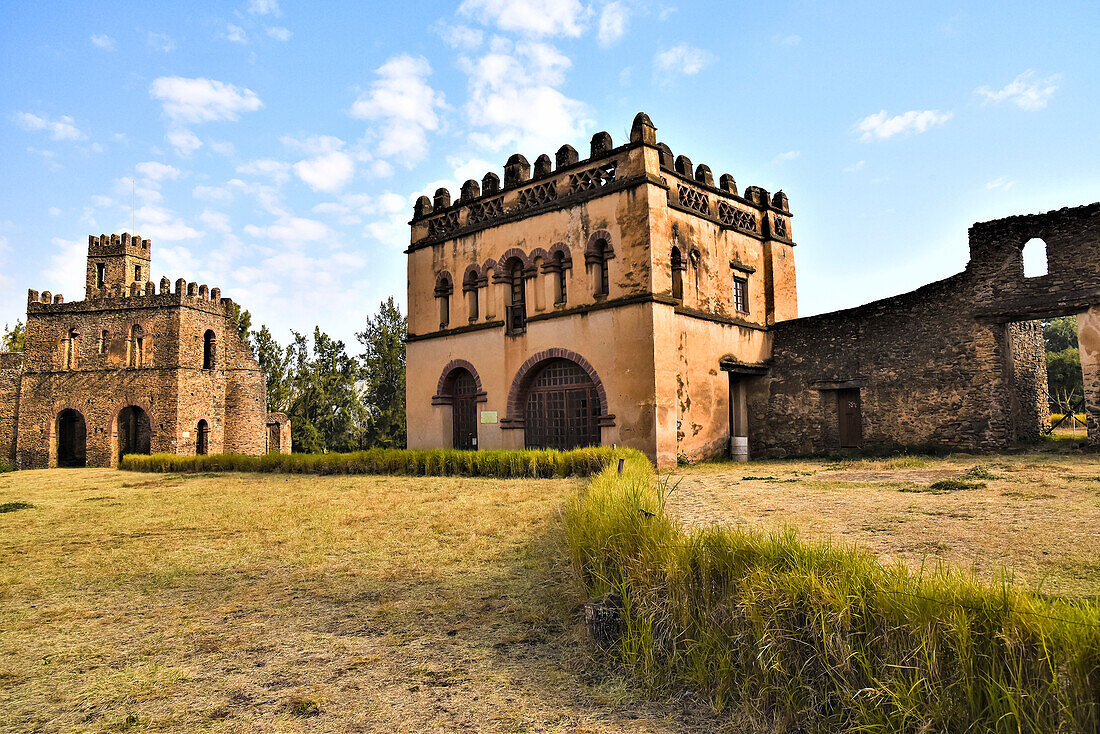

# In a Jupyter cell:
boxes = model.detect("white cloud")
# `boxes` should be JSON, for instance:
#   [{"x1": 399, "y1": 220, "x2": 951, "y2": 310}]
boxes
[
  {"x1": 843, "y1": 160, "x2": 866, "y2": 173},
  {"x1": 654, "y1": 45, "x2": 715, "y2": 78},
  {"x1": 199, "y1": 209, "x2": 232, "y2": 232},
  {"x1": 49, "y1": 207, "x2": 61, "y2": 217},
  {"x1": 985, "y1": 176, "x2": 1014, "y2": 191},
  {"x1": 150, "y1": 77, "x2": 263, "y2": 125},
  {"x1": 90, "y1": 34, "x2": 115, "y2": 50},
  {"x1": 460, "y1": 38, "x2": 591, "y2": 152},
  {"x1": 350, "y1": 55, "x2": 446, "y2": 163},
  {"x1": 976, "y1": 70, "x2": 1059, "y2": 111},
  {"x1": 855, "y1": 109, "x2": 953, "y2": 142},
  {"x1": 244, "y1": 216, "x2": 330, "y2": 245},
  {"x1": 266, "y1": 26, "x2": 292, "y2": 41},
  {"x1": 13, "y1": 112, "x2": 83, "y2": 141},
  {"x1": 294, "y1": 151, "x2": 356, "y2": 193},
  {"x1": 437, "y1": 23, "x2": 484, "y2": 49},
  {"x1": 598, "y1": 2, "x2": 629, "y2": 46},
  {"x1": 133, "y1": 205, "x2": 201, "y2": 241},
  {"x1": 248, "y1": 0, "x2": 281, "y2": 15},
  {"x1": 193, "y1": 185, "x2": 234, "y2": 203},
  {"x1": 43, "y1": 238, "x2": 86, "y2": 297},
  {"x1": 167, "y1": 128, "x2": 204, "y2": 157},
  {"x1": 91, "y1": 195, "x2": 115, "y2": 207},
  {"x1": 208, "y1": 140, "x2": 236, "y2": 156},
  {"x1": 458, "y1": 0, "x2": 588, "y2": 37},
  {"x1": 237, "y1": 158, "x2": 291, "y2": 183},
  {"x1": 147, "y1": 32, "x2": 175, "y2": 52},
  {"x1": 772, "y1": 150, "x2": 800, "y2": 163},
  {"x1": 135, "y1": 161, "x2": 181, "y2": 181},
  {"x1": 773, "y1": 33, "x2": 801, "y2": 46},
  {"x1": 225, "y1": 24, "x2": 248, "y2": 44}
]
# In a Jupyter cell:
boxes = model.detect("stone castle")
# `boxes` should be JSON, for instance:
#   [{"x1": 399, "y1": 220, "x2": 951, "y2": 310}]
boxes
[
  {"x1": 405, "y1": 112, "x2": 1099, "y2": 465},
  {"x1": 0, "y1": 234, "x2": 290, "y2": 468}
]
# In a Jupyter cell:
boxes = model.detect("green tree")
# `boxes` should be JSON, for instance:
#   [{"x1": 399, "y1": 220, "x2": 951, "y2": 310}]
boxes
[
  {"x1": 252, "y1": 325, "x2": 293, "y2": 413},
  {"x1": 231, "y1": 303, "x2": 252, "y2": 343},
  {"x1": 287, "y1": 327, "x2": 366, "y2": 453},
  {"x1": 2, "y1": 320, "x2": 26, "y2": 352},
  {"x1": 1042, "y1": 317, "x2": 1083, "y2": 412},
  {"x1": 357, "y1": 298, "x2": 407, "y2": 448},
  {"x1": 1043, "y1": 316, "x2": 1078, "y2": 353}
]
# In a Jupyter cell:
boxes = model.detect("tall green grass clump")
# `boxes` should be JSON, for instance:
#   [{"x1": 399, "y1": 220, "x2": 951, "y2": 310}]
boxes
[
  {"x1": 567, "y1": 460, "x2": 1100, "y2": 732},
  {"x1": 121, "y1": 446, "x2": 640, "y2": 479}
]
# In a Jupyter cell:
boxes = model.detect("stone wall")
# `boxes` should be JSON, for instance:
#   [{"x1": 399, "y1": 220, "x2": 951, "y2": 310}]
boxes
[
  {"x1": 0, "y1": 353, "x2": 22, "y2": 466},
  {"x1": 749, "y1": 203, "x2": 1098, "y2": 457}
]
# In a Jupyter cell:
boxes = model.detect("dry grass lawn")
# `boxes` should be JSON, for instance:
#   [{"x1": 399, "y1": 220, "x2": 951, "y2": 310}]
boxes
[
  {"x1": 0, "y1": 469, "x2": 720, "y2": 733},
  {"x1": 668, "y1": 452, "x2": 1100, "y2": 597}
]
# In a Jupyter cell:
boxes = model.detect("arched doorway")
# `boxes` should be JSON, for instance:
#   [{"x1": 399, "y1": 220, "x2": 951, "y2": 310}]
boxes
[
  {"x1": 117, "y1": 406, "x2": 152, "y2": 460},
  {"x1": 57, "y1": 409, "x2": 87, "y2": 467},
  {"x1": 523, "y1": 359, "x2": 601, "y2": 450},
  {"x1": 445, "y1": 368, "x2": 478, "y2": 450},
  {"x1": 196, "y1": 420, "x2": 210, "y2": 455}
]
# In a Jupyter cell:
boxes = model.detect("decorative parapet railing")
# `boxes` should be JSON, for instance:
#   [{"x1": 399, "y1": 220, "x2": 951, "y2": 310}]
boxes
[
  {"x1": 410, "y1": 113, "x2": 795, "y2": 249},
  {"x1": 27, "y1": 279, "x2": 234, "y2": 314}
]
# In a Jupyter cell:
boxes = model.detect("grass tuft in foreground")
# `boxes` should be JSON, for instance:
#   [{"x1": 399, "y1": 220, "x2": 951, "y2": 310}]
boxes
[
  {"x1": 566, "y1": 459, "x2": 1100, "y2": 732},
  {"x1": 121, "y1": 446, "x2": 642, "y2": 479}
]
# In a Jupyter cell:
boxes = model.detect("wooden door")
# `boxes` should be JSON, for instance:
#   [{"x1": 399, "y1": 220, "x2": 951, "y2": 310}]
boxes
[
  {"x1": 524, "y1": 359, "x2": 600, "y2": 450},
  {"x1": 837, "y1": 388, "x2": 863, "y2": 448},
  {"x1": 450, "y1": 370, "x2": 478, "y2": 450}
]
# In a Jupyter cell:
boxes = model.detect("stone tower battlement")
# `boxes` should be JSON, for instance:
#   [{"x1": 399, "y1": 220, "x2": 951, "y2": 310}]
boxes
[
  {"x1": 409, "y1": 112, "x2": 793, "y2": 251},
  {"x1": 85, "y1": 232, "x2": 153, "y2": 299}
]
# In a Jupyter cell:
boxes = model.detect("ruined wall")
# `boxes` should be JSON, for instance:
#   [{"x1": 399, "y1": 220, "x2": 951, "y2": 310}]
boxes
[
  {"x1": 751, "y1": 203, "x2": 1098, "y2": 457},
  {"x1": 1079, "y1": 305, "x2": 1100, "y2": 446},
  {"x1": 0, "y1": 353, "x2": 22, "y2": 466}
]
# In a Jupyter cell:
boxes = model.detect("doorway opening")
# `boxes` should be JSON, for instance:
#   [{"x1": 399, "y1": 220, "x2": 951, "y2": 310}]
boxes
[
  {"x1": 57, "y1": 409, "x2": 87, "y2": 467},
  {"x1": 117, "y1": 406, "x2": 152, "y2": 461}
]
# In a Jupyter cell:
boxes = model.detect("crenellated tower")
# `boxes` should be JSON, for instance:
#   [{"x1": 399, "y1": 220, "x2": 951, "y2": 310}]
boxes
[{"x1": 85, "y1": 233, "x2": 152, "y2": 299}]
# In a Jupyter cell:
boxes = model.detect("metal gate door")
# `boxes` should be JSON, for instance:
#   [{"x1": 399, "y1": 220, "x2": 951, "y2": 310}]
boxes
[{"x1": 524, "y1": 359, "x2": 600, "y2": 450}]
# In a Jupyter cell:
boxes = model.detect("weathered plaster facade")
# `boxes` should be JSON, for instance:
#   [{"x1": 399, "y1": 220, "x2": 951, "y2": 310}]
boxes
[
  {"x1": 406, "y1": 114, "x2": 1098, "y2": 464},
  {"x1": 0, "y1": 233, "x2": 290, "y2": 468},
  {"x1": 406, "y1": 114, "x2": 796, "y2": 465}
]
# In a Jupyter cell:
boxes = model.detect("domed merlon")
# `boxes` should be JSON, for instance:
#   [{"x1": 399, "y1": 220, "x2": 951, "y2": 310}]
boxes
[
  {"x1": 719, "y1": 174, "x2": 738, "y2": 195},
  {"x1": 433, "y1": 187, "x2": 452, "y2": 209},
  {"x1": 590, "y1": 132, "x2": 613, "y2": 158},
  {"x1": 674, "y1": 155, "x2": 693, "y2": 177},
  {"x1": 555, "y1": 144, "x2": 579, "y2": 169},
  {"x1": 656, "y1": 142, "x2": 674, "y2": 170},
  {"x1": 414, "y1": 195, "x2": 433, "y2": 219},
  {"x1": 460, "y1": 179, "x2": 480, "y2": 202},
  {"x1": 482, "y1": 172, "x2": 501, "y2": 194},
  {"x1": 504, "y1": 154, "x2": 531, "y2": 187},
  {"x1": 772, "y1": 191, "x2": 790, "y2": 211},
  {"x1": 629, "y1": 112, "x2": 657, "y2": 144},
  {"x1": 533, "y1": 154, "x2": 552, "y2": 178},
  {"x1": 695, "y1": 164, "x2": 714, "y2": 187}
]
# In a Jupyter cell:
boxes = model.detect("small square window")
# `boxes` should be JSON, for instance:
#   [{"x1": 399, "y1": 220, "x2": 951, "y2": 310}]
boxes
[
  {"x1": 134, "y1": 265, "x2": 142, "y2": 281},
  {"x1": 733, "y1": 276, "x2": 748, "y2": 314},
  {"x1": 96, "y1": 263, "x2": 106, "y2": 287}
]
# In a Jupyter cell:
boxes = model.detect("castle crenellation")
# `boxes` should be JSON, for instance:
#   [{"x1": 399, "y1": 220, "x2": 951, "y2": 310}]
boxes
[{"x1": 410, "y1": 113, "x2": 792, "y2": 251}]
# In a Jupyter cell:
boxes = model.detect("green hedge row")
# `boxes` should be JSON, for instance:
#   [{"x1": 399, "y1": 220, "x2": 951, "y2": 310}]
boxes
[
  {"x1": 120, "y1": 446, "x2": 642, "y2": 479},
  {"x1": 567, "y1": 460, "x2": 1100, "y2": 732}
]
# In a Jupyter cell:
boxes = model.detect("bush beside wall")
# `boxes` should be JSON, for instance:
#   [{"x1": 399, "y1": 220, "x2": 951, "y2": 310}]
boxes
[
  {"x1": 566, "y1": 460, "x2": 1100, "y2": 732},
  {"x1": 120, "y1": 446, "x2": 640, "y2": 479}
]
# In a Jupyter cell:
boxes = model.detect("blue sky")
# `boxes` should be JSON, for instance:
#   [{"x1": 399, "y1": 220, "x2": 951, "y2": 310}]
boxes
[{"x1": 2, "y1": 0, "x2": 1098, "y2": 346}]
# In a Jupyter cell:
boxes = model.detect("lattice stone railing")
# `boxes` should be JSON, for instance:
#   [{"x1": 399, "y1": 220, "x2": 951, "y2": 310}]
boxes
[
  {"x1": 772, "y1": 216, "x2": 787, "y2": 238},
  {"x1": 427, "y1": 210, "x2": 460, "y2": 238},
  {"x1": 717, "y1": 201, "x2": 758, "y2": 233},
  {"x1": 677, "y1": 184, "x2": 710, "y2": 215},
  {"x1": 569, "y1": 161, "x2": 617, "y2": 192},
  {"x1": 517, "y1": 181, "x2": 558, "y2": 210},
  {"x1": 466, "y1": 197, "x2": 504, "y2": 226}
]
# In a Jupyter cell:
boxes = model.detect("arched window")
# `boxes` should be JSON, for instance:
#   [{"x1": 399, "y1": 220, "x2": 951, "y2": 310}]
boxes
[
  {"x1": 99, "y1": 329, "x2": 109, "y2": 354},
  {"x1": 203, "y1": 330, "x2": 217, "y2": 370},
  {"x1": 196, "y1": 419, "x2": 209, "y2": 455},
  {"x1": 435, "y1": 273, "x2": 453, "y2": 329},
  {"x1": 690, "y1": 249, "x2": 701, "y2": 292},
  {"x1": 65, "y1": 329, "x2": 80, "y2": 369},
  {"x1": 593, "y1": 238, "x2": 610, "y2": 297},
  {"x1": 671, "y1": 247, "x2": 684, "y2": 300},
  {"x1": 1022, "y1": 237, "x2": 1048, "y2": 278},
  {"x1": 553, "y1": 251, "x2": 567, "y2": 304},
  {"x1": 129, "y1": 325, "x2": 144, "y2": 368},
  {"x1": 506, "y1": 259, "x2": 526, "y2": 335},
  {"x1": 463, "y1": 270, "x2": 479, "y2": 322}
]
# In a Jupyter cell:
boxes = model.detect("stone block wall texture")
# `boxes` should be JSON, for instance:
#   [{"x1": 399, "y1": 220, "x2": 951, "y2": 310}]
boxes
[
  {"x1": 2, "y1": 234, "x2": 281, "y2": 468},
  {"x1": 0, "y1": 353, "x2": 22, "y2": 465},
  {"x1": 749, "y1": 203, "x2": 1098, "y2": 456}
]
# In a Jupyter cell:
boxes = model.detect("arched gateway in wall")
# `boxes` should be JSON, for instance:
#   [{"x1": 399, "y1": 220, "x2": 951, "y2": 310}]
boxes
[
  {"x1": 116, "y1": 405, "x2": 152, "y2": 461},
  {"x1": 56, "y1": 409, "x2": 87, "y2": 467},
  {"x1": 434, "y1": 360, "x2": 487, "y2": 450},
  {"x1": 506, "y1": 350, "x2": 611, "y2": 451}
]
